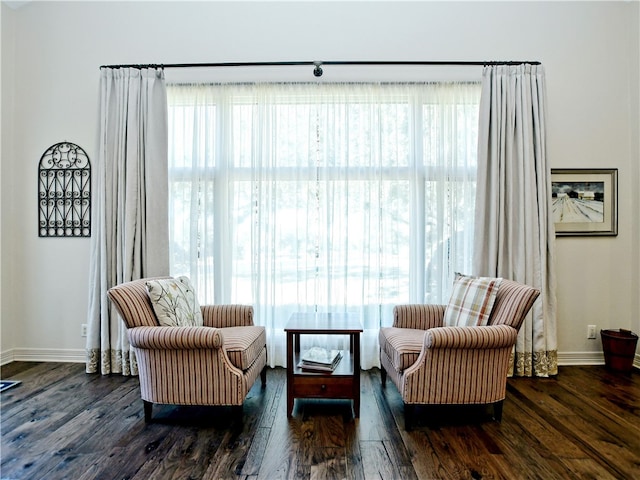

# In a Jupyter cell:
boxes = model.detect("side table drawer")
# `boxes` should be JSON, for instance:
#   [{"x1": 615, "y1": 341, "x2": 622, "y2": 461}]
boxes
[{"x1": 292, "y1": 376, "x2": 354, "y2": 399}]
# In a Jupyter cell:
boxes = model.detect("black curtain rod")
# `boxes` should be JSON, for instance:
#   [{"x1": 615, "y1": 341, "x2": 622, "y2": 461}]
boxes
[{"x1": 99, "y1": 60, "x2": 541, "y2": 77}]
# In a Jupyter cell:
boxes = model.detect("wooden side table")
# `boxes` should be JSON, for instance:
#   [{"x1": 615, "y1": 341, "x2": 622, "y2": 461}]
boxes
[{"x1": 284, "y1": 313, "x2": 363, "y2": 418}]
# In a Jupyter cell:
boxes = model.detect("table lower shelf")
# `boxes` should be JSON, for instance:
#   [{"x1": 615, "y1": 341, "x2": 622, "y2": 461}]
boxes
[
  {"x1": 293, "y1": 350, "x2": 354, "y2": 375},
  {"x1": 287, "y1": 350, "x2": 360, "y2": 417}
]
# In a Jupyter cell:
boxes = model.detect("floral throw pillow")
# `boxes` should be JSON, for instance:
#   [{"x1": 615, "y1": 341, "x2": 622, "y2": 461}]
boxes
[
  {"x1": 145, "y1": 276, "x2": 204, "y2": 327},
  {"x1": 443, "y1": 273, "x2": 502, "y2": 327}
]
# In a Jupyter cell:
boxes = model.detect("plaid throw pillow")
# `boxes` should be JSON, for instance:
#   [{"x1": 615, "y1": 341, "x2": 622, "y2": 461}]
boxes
[
  {"x1": 146, "y1": 276, "x2": 204, "y2": 327},
  {"x1": 443, "y1": 273, "x2": 502, "y2": 327}
]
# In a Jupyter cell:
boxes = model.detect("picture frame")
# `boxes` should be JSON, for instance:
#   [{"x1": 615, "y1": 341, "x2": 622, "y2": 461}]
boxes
[{"x1": 551, "y1": 168, "x2": 618, "y2": 236}]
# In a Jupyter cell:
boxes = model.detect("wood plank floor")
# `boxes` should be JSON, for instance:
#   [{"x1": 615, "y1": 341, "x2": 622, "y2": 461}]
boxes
[{"x1": 1, "y1": 362, "x2": 638, "y2": 479}]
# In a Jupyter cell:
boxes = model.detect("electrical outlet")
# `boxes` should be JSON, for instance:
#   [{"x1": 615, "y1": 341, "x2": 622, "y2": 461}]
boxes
[
  {"x1": 587, "y1": 325, "x2": 597, "y2": 339},
  {"x1": 81, "y1": 324, "x2": 88, "y2": 337}
]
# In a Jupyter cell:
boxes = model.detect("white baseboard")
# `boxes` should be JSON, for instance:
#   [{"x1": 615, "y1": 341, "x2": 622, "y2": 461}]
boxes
[
  {"x1": 557, "y1": 351, "x2": 605, "y2": 366},
  {"x1": 558, "y1": 351, "x2": 640, "y2": 369},
  {"x1": 0, "y1": 348, "x2": 85, "y2": 366},
  {"x1": 1, "y1": 348, "x2": 639, "y2": 369},
  {"x1": 0, "y1": 349, "x2": 15, "y2": 366}
]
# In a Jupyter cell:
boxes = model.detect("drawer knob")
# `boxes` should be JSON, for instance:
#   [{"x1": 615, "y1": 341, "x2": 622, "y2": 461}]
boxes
[{"x1": 321, "y1": 384, "x2": 326, "y2": 390}]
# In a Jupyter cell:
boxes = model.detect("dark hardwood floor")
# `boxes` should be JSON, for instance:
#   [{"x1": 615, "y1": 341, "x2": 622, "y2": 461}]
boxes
[{"x1": 1, "y1": 361, "x2": 638, "y2": 479}]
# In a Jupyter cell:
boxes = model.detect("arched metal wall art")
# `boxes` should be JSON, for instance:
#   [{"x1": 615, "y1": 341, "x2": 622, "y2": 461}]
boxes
[{"x1": 38, "y1": 142, "x2": 91, "y2": 237}]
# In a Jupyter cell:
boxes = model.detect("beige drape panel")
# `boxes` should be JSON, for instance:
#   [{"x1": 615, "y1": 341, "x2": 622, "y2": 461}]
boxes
[
  {"x1": 474, "y1": 64, "x2": 558, "y2": 377},
  {"x1": 86, "y1": 67, "x2": 169, "y2": 375}
]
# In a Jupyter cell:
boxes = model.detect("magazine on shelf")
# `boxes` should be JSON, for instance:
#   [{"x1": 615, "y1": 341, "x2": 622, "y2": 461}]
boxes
[
  {"x1": 298, "y1": 347, "x2": 343, "y2": 371},
  {"x1": 298, "y1": 361, "x2": 340, "y2": 373}
]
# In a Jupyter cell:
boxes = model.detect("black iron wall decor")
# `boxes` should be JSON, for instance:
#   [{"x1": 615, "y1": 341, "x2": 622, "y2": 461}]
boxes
[{"x1": 38, "y1": 142, "x2": 91, "y2": 237}]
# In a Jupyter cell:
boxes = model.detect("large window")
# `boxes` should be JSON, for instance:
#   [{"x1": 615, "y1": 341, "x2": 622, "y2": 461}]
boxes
[{"x1": 168, "y1": 82, "x2": 480, "y2": 367}]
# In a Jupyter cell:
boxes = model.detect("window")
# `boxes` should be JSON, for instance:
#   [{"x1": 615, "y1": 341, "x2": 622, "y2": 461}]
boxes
[{"x1": 168, "y1": 82, "x2": 480, "y2": 367}]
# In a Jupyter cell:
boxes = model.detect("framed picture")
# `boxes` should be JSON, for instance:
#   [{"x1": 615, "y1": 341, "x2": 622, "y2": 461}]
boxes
[{"x1": 551, "y1": 168, "x2": 618, "y2": 236}]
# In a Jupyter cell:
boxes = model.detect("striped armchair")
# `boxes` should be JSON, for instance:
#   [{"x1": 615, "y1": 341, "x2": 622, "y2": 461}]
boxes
[
  {"x1": 379, "y1": 279, "x2": 540, "y2": 429},
  {"x1": 107, "y1": 278, "x2": 267, "y2": 423}
]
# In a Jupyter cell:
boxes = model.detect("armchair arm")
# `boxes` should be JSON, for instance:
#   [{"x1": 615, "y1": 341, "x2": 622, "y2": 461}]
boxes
[
  {"x1": 393, "y1": 304, "x2": 445, "y2": 330},
  {"x1": 424, "y1": 324, "x2": 517, "y2": 350},
  {"x1": 128, "y1": 326, "x2": 223, "y2": 350},
  {"x1": 201, "y1": 305, "x2": 254, "y2": 328}
]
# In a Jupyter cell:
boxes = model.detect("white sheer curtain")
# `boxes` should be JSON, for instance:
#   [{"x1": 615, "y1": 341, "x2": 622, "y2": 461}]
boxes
[
  {"x1": 167, "y1": 82, "x2": 480, "y2": 368},
  {"x1": 474, "y1": 64, "x2": 558, "y2": 377},
  {"x1": 86, "y1": 67, "x2": 169, "y2": 375}
]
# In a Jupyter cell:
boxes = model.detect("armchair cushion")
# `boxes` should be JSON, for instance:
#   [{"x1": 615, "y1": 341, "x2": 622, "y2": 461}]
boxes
[
  {"x1": 145, "y1": 276, "x2": 204, "y2": 327},
  {"x1": 221, "y1": 325, "x2": 267, "y2": 370},
  {"x1": 443, "y1": 273, "x2": 501, "y2": 327},
  {"x1": 379, "y1": 327, "x2": 425, "y2": 372}
]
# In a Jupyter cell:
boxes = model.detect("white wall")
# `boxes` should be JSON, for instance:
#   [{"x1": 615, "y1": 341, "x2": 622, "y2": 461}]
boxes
[
  {"x1": 1, "y1": 1, "x2": 639, "y2": 365},
  {"x1": 1, "y1": 2, "x2": 16, "y2": 360}
]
